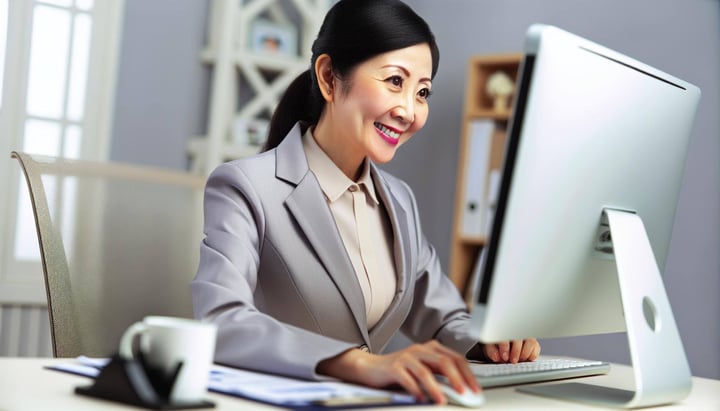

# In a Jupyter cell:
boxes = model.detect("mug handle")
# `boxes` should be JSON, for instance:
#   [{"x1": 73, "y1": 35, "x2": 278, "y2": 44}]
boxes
[{"x1": 119, "y1": 321, "x2": 147, "y2": 360}]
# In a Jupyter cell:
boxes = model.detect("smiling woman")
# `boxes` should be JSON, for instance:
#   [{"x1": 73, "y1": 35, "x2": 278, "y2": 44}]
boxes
[{"x1": 191, "y1": 0, "x2": 539, "y2": 406}]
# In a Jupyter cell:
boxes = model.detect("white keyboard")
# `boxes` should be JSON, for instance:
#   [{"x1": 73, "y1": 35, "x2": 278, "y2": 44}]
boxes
[{"x1": 470, "y1": 358, "x2": 611, "y2": 388}]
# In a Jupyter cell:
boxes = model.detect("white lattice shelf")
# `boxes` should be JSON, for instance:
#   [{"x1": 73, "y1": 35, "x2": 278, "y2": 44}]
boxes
[{"x1": 188, "y1": 0, "x2": 328, "y2": 176}]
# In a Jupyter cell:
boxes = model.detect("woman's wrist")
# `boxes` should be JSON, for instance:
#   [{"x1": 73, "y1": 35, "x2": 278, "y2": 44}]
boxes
[
  {"x1": 316, "y1": 347, "x2": 369, "y2": 381},
  {"x1": 466, "y1": 342, "x2": 489, "y2": 361}
]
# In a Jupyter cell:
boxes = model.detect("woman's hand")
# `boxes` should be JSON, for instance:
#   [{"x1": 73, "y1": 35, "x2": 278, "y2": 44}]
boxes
[
  {"x1": 482, "y1": 338, "x2": 540, "y2": 363},
  {"x1": 316, "y1": 340, "x2": 480, "y2": 404}
]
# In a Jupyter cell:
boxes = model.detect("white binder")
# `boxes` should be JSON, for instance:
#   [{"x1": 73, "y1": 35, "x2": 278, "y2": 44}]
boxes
[
  {"x1": 460, "y1": 119, "x2": 493, "y2": 237},
  {"x1": 484, "y1": 169, "x2": 502, "y2": 236}
]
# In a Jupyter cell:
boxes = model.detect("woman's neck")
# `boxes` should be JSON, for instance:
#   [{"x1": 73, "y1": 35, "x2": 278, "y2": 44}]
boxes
[{"x1": 311, "y1": 120, "x2": 366, "y2": 182}]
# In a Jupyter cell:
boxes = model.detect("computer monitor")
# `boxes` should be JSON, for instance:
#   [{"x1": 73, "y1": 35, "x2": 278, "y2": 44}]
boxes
[{"x1": 467, "y1": 25, "x2": 701, "y2": 408}]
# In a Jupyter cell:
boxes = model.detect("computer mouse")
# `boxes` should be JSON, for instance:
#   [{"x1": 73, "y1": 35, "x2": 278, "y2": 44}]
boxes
[{"x1": 438, "y1": 381, "x2": 486, "y2": 408}]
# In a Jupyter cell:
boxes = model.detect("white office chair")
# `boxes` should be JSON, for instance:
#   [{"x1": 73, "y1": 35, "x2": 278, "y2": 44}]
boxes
[{"x1": 12, "y1": 151, "x2": 206, "y2": 358}]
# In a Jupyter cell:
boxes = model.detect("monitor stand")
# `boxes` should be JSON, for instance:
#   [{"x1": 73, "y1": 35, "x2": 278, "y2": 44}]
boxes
[{"x1": 520, "y1": 208, "x2": 692, "y2": 408}]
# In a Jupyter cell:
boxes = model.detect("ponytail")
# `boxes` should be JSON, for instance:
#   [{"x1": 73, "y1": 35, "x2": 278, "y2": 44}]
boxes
[{"x1": 263, "y1": 70, "x2": 323, "y2": 151}]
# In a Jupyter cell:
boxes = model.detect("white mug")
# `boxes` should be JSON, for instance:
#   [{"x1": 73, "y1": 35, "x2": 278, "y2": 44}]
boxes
[{"x1": 119, "y1": 316, "x2": 217, "y2": 404}]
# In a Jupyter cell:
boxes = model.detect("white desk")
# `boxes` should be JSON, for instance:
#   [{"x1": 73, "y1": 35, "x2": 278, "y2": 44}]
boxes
[{"x1": 1, "y1": 358, "x2": 718, "y2": 410}]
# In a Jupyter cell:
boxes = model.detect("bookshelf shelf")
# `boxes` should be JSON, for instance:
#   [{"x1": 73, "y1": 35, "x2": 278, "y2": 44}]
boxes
[{"x1": 449, "y1": 53, "x2": 522, "y2": 302}]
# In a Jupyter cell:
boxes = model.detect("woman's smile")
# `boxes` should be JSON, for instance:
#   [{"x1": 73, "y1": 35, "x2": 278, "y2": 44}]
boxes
[{"x1": 374, "y1": 122, "x2": 402, "y2": 145}]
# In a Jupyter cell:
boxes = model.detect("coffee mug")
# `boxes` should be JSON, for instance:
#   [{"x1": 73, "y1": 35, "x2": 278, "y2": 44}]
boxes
[{"x1": 119, "y1": 316, "x2": 217, "y2": 404}]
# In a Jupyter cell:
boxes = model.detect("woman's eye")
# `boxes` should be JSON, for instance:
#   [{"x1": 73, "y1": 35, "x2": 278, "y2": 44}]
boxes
[
  {"x1": 418, "y1": 88, "x2": 432, "y2": 100},
  {"x1": 388, "y1": 75, "x2": 403, "y2": 87}
]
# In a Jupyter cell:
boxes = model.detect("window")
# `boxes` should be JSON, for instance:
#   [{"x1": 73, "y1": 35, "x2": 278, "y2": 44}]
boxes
[
  {"x1": 0, "y1": 0, "x2": 7, "y2": 109},
  {"x1": 0, "y1": 0, "x2": 124, "y2": 304}
]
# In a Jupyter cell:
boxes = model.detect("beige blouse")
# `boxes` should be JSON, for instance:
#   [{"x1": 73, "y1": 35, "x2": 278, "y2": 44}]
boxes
[{"x1": 302, "y1": 129, "x2": 397, "y2": 329}]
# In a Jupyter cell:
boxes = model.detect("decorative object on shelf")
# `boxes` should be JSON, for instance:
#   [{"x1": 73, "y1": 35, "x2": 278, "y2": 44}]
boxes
[
  {"x1": 485, "y1": 70, "x2": 515, "y2": 112},
  {"x1": 232, "y1": 116, "x2": 270, "y2": 147},
  {"x1": 250, "y1": 19, "x2": 298, "y2": 58}
]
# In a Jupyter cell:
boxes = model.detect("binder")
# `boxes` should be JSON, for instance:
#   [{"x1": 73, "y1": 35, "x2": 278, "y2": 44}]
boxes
[
  {"x1": 461, "y1": 120, "x2": 494, "y2": 237},
  {"x1": 484, "y1": 169, "x2": 502, "y2": 237}
]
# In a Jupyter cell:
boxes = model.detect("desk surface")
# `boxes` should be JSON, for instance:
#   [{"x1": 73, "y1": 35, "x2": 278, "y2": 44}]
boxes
[{"x1": 1, "y1": 358, "x2": 718, "y2": 410}]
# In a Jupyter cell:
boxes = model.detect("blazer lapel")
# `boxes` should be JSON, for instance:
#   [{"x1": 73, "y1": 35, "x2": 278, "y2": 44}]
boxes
[
  {"x1": 276, "y1": 125, "x2": 370, "y2": 345},
  {"x1": 367, "y1": 165, "x2": 414, "y2": 349}
]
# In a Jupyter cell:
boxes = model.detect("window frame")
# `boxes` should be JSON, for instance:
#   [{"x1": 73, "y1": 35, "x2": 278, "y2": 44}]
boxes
[{"x1": 0, "y1": 0, "x2": 125, "y2": 304}]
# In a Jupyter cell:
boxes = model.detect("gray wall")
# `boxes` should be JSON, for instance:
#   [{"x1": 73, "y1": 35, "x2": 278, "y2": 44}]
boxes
[
  {"x1": 110, "y1": 0, "x2": 720, "y2": 379},
  {"x1": 110, "y1": 0, "x2": 210, "y2": 169}
]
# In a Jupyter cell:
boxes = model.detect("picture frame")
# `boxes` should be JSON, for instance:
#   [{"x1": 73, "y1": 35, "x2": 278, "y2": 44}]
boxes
[{"x1": 249, "y1": 19, "x2": 298, "y2": 58}]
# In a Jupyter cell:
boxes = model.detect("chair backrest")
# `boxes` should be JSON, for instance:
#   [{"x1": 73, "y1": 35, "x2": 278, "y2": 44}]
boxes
[{"x1": 12, "y1": 151, "x2": 206, "y2": 358}]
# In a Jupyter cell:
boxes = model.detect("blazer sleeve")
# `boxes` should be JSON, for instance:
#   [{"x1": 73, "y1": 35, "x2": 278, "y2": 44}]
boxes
[
  {"x1": 394, "y1": 180, "x2": 482, "y2": 357},
  {"x1": 191, "y1": 161, "x2": 356, "y2": 380}
]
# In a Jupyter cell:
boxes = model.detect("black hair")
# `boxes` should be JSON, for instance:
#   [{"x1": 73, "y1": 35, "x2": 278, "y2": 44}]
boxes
[{"x1": 262, "y1": 0, "x2": 440, "y2": 151}]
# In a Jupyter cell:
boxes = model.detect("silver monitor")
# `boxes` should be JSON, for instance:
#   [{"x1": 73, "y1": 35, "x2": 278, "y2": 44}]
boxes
[{"x1": 467, "y1": 24, "x2": 701, "y2": 408}]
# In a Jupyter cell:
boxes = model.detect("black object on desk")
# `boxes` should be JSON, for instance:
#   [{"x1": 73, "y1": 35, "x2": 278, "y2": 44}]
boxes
[{"x1": 75, "y1": 354, "x2": 215, "y2": 410}]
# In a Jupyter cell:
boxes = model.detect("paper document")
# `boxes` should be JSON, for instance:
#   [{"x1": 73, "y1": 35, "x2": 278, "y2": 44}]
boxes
[
  {"x1": 48, "y1": 356, "x2": 417, "y2": 407},
  {"x1": 208, "y1": 364, "x2": 415, "y2": 406}
]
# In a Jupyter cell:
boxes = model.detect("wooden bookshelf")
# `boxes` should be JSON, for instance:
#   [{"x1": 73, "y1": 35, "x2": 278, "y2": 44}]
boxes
[{"x1": 449, "y1": 53, "x2": 522, "y2": 303}]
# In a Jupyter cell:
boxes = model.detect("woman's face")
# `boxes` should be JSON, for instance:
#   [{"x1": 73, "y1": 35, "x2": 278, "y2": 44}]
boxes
[{"x1": 320, "y1": 43, "x2": 433, "y2": 171}]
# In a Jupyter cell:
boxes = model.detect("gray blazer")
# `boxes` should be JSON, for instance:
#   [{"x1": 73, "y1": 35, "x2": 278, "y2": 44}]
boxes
[{"x1": 192, "y1": 123, "x2": 478, "y2": 380}]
